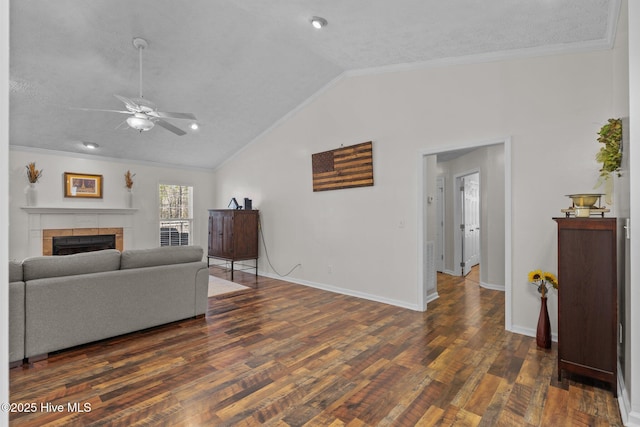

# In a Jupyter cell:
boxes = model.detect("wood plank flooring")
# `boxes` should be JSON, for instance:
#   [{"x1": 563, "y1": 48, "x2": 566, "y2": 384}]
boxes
[{"x1": 9, "y1": 267, "x2": 623, "y2": 426}]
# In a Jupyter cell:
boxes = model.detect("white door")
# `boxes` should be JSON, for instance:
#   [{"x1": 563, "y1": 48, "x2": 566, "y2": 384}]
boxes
[
  {"x1": 461, "y1": 173, "x2": 480, "y2": 276},
  {"x1": 435, "y1": 177, "x2": 445, "y2": 272}
]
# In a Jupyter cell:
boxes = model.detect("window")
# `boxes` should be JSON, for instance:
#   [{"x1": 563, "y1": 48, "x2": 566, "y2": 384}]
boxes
[{"x1": 159, "y1": 184, "x2": 193, "y2": 246}]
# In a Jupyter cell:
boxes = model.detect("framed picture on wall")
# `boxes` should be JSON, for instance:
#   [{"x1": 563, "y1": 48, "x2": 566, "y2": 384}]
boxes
[{"x1": 64, "y1": 172, "x2": 103, "y2": 198}]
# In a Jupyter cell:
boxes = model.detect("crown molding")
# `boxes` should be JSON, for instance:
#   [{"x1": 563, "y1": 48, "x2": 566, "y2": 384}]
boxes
[
  {"x1": 9, "y1": 145, "x2": 216, "y2": 173},
  {"x1": 347, "y1": 38, "x2": 618, "y2": 78}
]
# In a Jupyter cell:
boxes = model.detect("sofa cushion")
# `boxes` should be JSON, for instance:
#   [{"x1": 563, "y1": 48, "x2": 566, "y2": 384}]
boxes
[
  {"x1": 23, "y1": 249, "x2": 122, "y2": 281},
  {"x1": 9, "y1": 260, "x2": 23, "y2": 282},
  {"x1": 120, "y1": 246, "x2": 204, "y2": 270}
]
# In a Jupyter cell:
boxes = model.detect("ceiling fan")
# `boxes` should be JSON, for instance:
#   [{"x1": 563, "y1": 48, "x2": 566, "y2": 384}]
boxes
[{"x1": 77, "y1": 37, "x2": 197, "y2": 136}]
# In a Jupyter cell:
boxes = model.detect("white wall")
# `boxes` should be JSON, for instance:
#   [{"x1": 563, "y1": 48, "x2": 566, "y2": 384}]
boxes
[
  {"x1": 9, "y1": 148, "x2": 216, "y2": 260},
  {"x1": 214, "y1": 48, "x2": 623, "y2": 330}
]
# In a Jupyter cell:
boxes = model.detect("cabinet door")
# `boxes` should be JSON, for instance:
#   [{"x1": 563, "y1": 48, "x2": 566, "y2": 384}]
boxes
[
  {"x1": 209, "y1": 211, "x2": 234, "y2": 258},
  {"x1": 558, "y1": 225, "x2": 615, "y2": 374},
  {"x1": 233, "y1": 212, "x2": 258, "y2": 259}
]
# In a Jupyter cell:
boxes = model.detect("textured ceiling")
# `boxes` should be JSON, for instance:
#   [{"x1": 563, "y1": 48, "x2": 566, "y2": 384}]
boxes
[{"x1": 10, "y1": 0, "x2": 617, "y2": 170}]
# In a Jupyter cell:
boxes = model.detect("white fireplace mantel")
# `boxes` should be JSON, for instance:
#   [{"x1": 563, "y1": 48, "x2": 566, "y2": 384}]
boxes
[
  {"x1": 21, "y1": 207, "x2": 137, "y2": 214},
  {"x1": 22, "y1": 206, "x2": 137, "y2": 256}
]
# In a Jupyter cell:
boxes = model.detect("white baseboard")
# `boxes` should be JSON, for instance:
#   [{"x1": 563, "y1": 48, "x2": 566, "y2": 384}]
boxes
[
  {"x1": 617, "y1": 364, "x2": 640, "y2": 426},
  {"x1": 426, "y1": 292, "x2": 439, "y2": 304},
  {"x1": 480, "y1": 281, "x2": 505, "y2": 291},
  {"x1": 258, "y1": 270, "x2": 422, "y2": 311},
  {"x1": 509, "y1": 324, "x2": 558, "y2": 343},
  {"x1": 618, "y1": 364, "x2": 632, "y2": 426}
]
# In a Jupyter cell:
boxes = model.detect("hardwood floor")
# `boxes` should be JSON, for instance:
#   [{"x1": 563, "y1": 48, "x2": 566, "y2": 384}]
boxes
[{"x1": 9, "y1": 268, "x2": 622, "y2": 426}]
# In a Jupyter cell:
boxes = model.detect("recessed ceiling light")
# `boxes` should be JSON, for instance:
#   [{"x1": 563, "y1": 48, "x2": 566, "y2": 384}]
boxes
[
  {"x1": 310, "y1": 16, "x2": 327, "y2": 29},
  {"x1": 83, "y1": 142, "x2": 99, "y2": 149},
  {"x1": 190, "y1": 122, "x2": 199, "y2": 131}
]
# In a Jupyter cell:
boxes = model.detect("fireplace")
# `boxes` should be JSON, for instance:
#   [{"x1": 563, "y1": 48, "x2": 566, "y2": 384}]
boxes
[
  {"x1": 52, "y1": 234, "x2": 116, "y2": 255},
  {"x1": 42, "y1": 228, "x2": 124, "y2": 255}
]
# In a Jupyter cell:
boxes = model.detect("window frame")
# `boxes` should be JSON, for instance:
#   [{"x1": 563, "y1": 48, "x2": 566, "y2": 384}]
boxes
[{"x1": 158, "y1": 183, "x2": 194, "y2": 247}]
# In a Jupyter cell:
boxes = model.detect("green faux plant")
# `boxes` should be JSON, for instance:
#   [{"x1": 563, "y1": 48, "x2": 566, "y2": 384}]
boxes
[
  {"x1": 595, "y1": 118, "x2": 622, "y2": 179},
  {"x1": 594, "y1": 118, "x2": 622, "y2": 204}
]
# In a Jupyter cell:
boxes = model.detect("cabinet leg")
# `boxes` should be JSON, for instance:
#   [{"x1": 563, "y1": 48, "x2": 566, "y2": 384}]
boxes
[{"x1": 231, "y1": 261, "x2": 234, "y2": 281}]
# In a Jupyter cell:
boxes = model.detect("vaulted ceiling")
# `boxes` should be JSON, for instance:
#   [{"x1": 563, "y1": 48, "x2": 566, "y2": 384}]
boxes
[{"x1": 10, "y1": 0, "x2": 619, "y2": 169}]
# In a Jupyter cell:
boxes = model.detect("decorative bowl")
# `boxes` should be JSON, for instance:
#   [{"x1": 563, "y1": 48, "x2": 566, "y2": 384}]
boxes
[{"x1": 567, "y1": 194, "x2": 602, "y2": 208}]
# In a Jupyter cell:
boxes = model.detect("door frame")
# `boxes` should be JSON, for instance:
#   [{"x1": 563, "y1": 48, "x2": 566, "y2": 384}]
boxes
[
  {"x1": 417, "y1": 137, "x2": 512, "y2": 332},
  {"x1": 435, "y1": 176, "x2": 445, "y2": 272}
]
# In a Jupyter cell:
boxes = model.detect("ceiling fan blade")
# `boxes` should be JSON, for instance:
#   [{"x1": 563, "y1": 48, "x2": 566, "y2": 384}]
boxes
[
  {"x1": 115, "y1": 119, "x2": 129, "y2": 130},
  {"x1": 114, "y1": 94, "x2": 142, "y2": 111},
  {"x1": 154, "y1": 119, "x2": 187, "y2": 136},
  {"x1": 150, "y1": 111, "x2": 197, "y2": 120},
  {"x1": 69, "y1": 106, "x2": 132, "y2": 114}
]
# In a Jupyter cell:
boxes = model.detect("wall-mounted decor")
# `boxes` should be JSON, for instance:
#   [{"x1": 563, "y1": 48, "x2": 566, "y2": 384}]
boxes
[
  {"x1": 64, "y1": 172, "x2": 103, "y2": 198},
  {"x1": 312, "y1": 141, "x2": 373, "y2": 192}
]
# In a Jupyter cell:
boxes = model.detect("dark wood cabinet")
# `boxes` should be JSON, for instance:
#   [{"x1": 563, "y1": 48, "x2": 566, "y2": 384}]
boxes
[
  {"x1": 208, "y1": 209, "x2": 259, "y2": 279},
  {"x1": 554, "y1": 217, "x2": 617, "y2": 396}
]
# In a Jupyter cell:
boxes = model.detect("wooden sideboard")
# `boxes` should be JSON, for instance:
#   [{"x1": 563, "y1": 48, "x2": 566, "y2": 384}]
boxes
[
  {"x1": 554, "y1": 217, "x2": 617, "y2": 396},
  {"x1": 208, "y1": 209, "x2": 259, "y2": 280}
]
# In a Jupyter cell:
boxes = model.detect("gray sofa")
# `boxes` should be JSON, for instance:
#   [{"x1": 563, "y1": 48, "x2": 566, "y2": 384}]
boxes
[
  {"x1": 9, "y1": 245, "x2": 209, "y2": 365},
  {"x1": 9, "y1": 261, "x2": 25, "y2": 365}
]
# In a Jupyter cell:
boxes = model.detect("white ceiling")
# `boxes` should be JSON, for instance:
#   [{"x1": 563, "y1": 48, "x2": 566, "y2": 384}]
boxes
[{"x1": 9, "y1": 0, "x2": 618, "y2": 170}]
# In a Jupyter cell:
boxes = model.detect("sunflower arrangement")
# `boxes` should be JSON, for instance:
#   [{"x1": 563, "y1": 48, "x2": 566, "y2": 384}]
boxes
[
  {"x1": 528, "y1": 270, "x2": 558, "y2": 298},
  {"x1": 124, "y1": 170, "x2": 136, "y2": 189},
  {"x1": 26, "y1": 162, "x2": 43, "y2": 183}
]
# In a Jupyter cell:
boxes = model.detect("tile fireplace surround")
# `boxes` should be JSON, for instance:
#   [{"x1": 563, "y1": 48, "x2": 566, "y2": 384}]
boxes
[
  {"x1": 42, "y1": 227, "x2": 123, "y2": 256},
  {"x1": 21, "y1": 207, "x2": 136, "y2": 257}
]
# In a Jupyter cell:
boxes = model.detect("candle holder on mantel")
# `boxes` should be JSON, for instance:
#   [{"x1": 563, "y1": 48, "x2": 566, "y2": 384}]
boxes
[{"x1": 561, "y1": 194, "x2": 609, "y2": 218}]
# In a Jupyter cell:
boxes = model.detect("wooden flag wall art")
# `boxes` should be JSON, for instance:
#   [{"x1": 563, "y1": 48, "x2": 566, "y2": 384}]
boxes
[{"x1": 311, "y1": 141, "x2": 373, "y2": 192}]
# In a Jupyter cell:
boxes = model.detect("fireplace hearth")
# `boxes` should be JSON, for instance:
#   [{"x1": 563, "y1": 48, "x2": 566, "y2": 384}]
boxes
[{"x1": 52, "y1": 234, "x2": 116, "y2": 255}]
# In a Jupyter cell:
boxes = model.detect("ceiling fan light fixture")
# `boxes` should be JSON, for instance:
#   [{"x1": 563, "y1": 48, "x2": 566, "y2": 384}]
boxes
[
  {"x1": 127, "y1": 114, "x2": 154, "y2": 131},
  {"x1": 310, "y1": 16, "x2": 327, "y2": 29},
  {"x1": 83, "y1": 141, "x2": 99, "y2": 149}
]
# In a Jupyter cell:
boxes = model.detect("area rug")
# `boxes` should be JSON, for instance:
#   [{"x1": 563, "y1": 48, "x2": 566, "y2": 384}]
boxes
[{"x1": 208, "y1": 275, "x2": 250, "y2": 297}]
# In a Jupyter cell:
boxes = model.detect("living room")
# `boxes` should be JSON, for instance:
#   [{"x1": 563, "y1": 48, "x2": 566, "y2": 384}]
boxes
[{"x1": 3, "y1": 0, "x2": 640, "y2": 425}]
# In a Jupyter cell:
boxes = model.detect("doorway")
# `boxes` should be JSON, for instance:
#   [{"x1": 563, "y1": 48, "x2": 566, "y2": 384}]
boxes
[
  {"x1": 418, "y1": 138, "x2": 512, "y2": 331},
  {"x1": 456, "y1": 171, "x2": 480, "y2": 277}
]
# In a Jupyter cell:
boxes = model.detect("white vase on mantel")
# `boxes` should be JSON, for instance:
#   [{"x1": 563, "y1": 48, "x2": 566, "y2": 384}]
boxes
[
  {"x1": 126, "y1": 188, "x2": 133, "y2": 208},
  {"x1": 25, "y1": 183, "x2": 37, "y2": 206}
]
